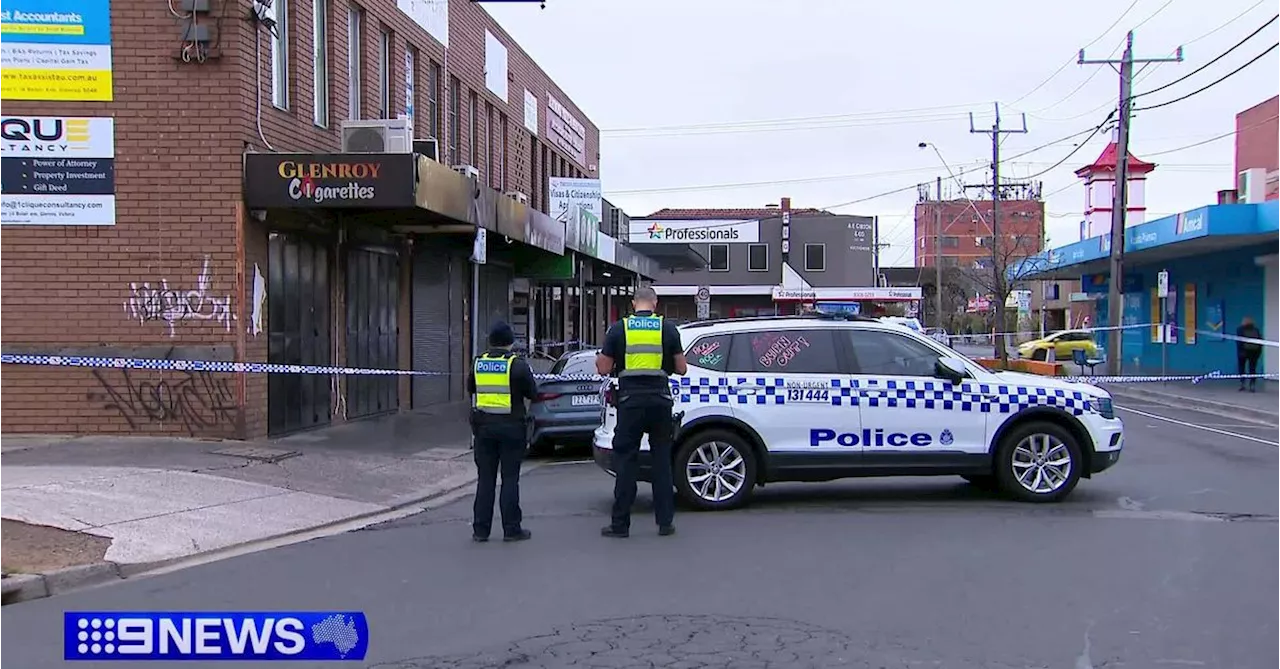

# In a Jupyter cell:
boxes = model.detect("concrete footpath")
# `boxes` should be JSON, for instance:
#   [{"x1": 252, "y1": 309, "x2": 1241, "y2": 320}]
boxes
[
  {"x1": 1102, "y1": 379, "x2": 1279, "y2": 425},
  {"x1": 0, "y1": 409, "x2": 489, "y2": 604}
]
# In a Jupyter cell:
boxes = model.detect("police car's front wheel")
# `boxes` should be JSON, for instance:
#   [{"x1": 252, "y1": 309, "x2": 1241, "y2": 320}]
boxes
[
  {"x1": 994, "y1": 420, "x2": 1083, "y2": 503},
  {"x1": 675, "y1": 430, "x2": 757, "y2": 511}
]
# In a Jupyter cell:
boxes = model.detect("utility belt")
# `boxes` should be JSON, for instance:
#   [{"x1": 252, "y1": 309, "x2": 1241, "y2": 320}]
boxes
[{"x1": 470, "y1": 408, "x2": 528, "y2": 429}]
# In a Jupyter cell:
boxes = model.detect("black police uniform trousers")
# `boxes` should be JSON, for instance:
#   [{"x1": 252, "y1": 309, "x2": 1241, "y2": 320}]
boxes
[
  {"x1": 610, "y1": 392, "x2": 676, "y2": 531},
  {"x1": 471, "y1": 416, "x2": 526, "y2": 538}
]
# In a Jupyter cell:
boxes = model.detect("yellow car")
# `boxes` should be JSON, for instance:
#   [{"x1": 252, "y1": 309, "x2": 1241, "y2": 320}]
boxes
[{"x1": 1017, "y1": 330, "x2": 1100, "y2": 361}]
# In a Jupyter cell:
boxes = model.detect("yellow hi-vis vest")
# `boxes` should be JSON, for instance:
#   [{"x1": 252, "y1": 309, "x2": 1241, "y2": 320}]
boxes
[
  {"x1": 621, "y1": 315, "x2": 665, "y2": 377},
  {"x1": 473, "y1": 353, "x2": 515, "y2": 414}
]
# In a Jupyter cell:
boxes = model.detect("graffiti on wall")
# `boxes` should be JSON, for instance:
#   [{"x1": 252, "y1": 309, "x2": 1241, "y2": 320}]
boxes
[
  {"x1": 88, "y1": 368, "x2": 239, "y2": 435},
  {"x1": 124, "y1": 256, "x2": 236, "y2": 337}
]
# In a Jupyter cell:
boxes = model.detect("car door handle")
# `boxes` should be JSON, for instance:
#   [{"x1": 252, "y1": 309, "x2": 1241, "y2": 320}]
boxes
[
  {"x1": 737, "y1": 386, "x2": 760, "y2": 396},
  {"x1": 859, "y1": 390, "x2": 885, "y2": 398}
]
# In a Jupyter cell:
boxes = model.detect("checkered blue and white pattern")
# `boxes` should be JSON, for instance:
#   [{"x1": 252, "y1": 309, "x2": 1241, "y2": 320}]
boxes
[
  {"x1": 671, "y1": 376, "x2": 1091, "y2": 416},
  {"x1": 0, "y1": 353, "x2": 596, "y2": 382}
]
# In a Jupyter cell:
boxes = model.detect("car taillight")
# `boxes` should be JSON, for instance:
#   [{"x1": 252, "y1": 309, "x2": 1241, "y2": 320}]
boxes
[{"x1": 536, "y1": 392, "x2": 562, "y2": 402}]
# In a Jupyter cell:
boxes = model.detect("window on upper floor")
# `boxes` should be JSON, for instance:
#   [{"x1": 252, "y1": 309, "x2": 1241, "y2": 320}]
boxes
[
  {"x1": 271, "y1": 0, "x2": 289, "y2": 109},
  {"x1": 427, "y1": 61, "x2": 441, "y2": 140},
  {"x1": 311, "y1": 0, "x2": 328, "y2": 126},
  {"x1": 376, "y1": 29, "x2": 391, "y2": 119},
  {"x1": 804, "y1": 243, "x2": 825, "y2": 271},
  {"x1": 447, "y1": 77, "x2": 460, "y2": 164},
  {"x1": 708, "y1": 244, "x2": 729, "y2": 272},
  {"x1": 346, "y1": 6, "x2": 362, "y2": 120},
  {"x1": 747, "y1": 243, "x2": 768, "y2": 272}
]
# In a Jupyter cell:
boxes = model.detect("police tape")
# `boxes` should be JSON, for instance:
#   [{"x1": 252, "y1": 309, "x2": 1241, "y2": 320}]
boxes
[
  {"x1": 0, "y1": 353, "x2": 590, "y2": 382},
  {"x1": 4, "y1": 353, "x2": 1276, "y2": 389},
  {"x1": 944, "y1": 323, "x2": 1280, "y2": 349},
  {"x1": 1060, "y1": 372, "x2": 1280, "y2": 385}
]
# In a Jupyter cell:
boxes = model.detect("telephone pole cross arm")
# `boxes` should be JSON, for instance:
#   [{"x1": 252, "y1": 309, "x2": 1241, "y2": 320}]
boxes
[
  {"x1": 969, "y1": 102, "x2": 1027, "y2": 362},
  {"x1": 1079, "y1": 31, "x2": 1183, "y2": 375}
]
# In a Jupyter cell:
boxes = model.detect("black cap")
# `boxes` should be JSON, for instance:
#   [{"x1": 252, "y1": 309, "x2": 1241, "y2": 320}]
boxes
[{"x1": 488, "y1": 320, "x2": 515, "y2": 347}]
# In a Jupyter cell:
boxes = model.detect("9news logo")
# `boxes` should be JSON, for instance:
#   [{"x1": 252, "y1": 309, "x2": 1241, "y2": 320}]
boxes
[{"x1": 64, "y1": 611, "x2": 369, "y2": 661}]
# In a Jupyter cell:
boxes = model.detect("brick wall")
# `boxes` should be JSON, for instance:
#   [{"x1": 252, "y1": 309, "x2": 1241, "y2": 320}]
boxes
[
  {"x1": 1, "y1": 0, "x2": 599, "y2": 438},
  {"x1": 913, "y1": 200, "x2": 1045, "y2": 268},
  {"x1": 1235, "y1": 96, "x2": 1279, "y2": 201}
]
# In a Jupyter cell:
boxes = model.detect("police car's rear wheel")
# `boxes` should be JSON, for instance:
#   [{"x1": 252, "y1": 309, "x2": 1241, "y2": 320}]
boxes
[
  {"x1": 995, "y1": 421, "x2": 1082, "y2": 503},
  {"x1": 675, "y1": 430, "x2": 757, "y2": 511}
]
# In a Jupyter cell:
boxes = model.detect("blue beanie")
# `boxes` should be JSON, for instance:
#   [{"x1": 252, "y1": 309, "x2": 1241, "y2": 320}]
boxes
[{"x1": 488, "y1": 320, "x2": 515, "y2": 347}]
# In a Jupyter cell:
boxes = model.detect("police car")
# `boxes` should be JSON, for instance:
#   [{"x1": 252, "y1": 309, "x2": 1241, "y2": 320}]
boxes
[{"x1": 592, "y1": 312, "x2": 1123, "y2": 510}]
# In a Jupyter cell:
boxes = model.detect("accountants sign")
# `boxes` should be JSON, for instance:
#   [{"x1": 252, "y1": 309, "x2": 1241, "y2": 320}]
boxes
[{"x1": 243, "y1": 153, "x2": 416, "y2": 208}]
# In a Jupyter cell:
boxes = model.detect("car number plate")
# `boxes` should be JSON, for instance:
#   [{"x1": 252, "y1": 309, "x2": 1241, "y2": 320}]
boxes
[{"x1": 571, "y1": 395, "x2": 601, "y2": 406}]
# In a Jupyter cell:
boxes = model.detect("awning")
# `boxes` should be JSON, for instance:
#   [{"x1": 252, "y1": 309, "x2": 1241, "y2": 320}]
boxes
[{"x1": 1013, "y1": 201, "x2": 1279, "y2": 282}]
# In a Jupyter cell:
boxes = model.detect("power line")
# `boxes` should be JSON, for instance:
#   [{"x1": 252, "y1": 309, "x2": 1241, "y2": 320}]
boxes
[
  {"x1": 1019, "y1": 110, "x2": 1118, "y2": 179},
  {"x1": 1142, "y1": 113, "x2": 1279, "y2": 155},
  {"x1": 1133, "y1": 14, "x2": 1278, "y2": 99},
  {"x1": 1133, "y1": 42, "x2": 1278, "y2": 111},
  {"x1": 605, "y1": 164, "x2": 977, "y2": 195},
  {"x1": 815, "y1": 123, "x2": 1104, "y2": 211},
  {"x1": 599, "y1": 103, "x2": 981, "y2": 134},
  {"x1": 601, "y1": 111, "x2": 969, "y2": 138},
  {"x1": 1007, "y1": 0, "x2": 1142, "y2": 106},
  {"x1": 1182, "y1": 0, "x2": 1270, "y2": 46}
]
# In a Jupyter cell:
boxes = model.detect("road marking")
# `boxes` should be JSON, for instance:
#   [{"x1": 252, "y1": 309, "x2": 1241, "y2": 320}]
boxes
[{"x1": 1117, "y1": 405, "x2": 1279, "y2": 446}]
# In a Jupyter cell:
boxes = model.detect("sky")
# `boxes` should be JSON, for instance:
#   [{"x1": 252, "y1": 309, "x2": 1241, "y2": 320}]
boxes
[{"x1": 482, "y1": 0, "x2": 1280, "y2": 268}]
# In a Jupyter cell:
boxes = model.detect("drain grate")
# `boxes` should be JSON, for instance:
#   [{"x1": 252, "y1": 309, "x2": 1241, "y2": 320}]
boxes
[{"x1": 210, "y1": 445, "x2": 301, "y2": 463}]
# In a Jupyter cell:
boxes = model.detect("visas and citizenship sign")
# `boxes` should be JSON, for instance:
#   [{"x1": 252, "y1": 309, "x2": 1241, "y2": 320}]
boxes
[
  {"x1": 64, "y1": 611, "x2": 369, "y2": 661},
  {"x1": 0, "y1": 0, "x2": 114, "y2": 101}
]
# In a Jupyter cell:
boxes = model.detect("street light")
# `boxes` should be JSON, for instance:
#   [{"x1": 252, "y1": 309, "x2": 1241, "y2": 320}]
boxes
[{"x1": 918, "y1": 142, "x2": 946, "y2": 332}]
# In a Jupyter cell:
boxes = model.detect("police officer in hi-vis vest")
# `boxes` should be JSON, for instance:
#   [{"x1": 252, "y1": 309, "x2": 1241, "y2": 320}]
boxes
[
  {"x1": 596, "y1": 286, "x2": 688, "y2": 538},
  {"x1": 467, "y1": 321, "x2": 537, "y2": 542}
]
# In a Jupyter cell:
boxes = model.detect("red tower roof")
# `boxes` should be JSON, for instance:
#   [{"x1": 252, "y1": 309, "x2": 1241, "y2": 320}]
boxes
[{"x1": 1075, "y1": 140, "x2": 1157, "y2": 178}]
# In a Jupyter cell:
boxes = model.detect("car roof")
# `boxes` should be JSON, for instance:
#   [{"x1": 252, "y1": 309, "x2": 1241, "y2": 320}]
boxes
[{"x1": 678, "y1": 313, "x2": 922, "y2": 336}]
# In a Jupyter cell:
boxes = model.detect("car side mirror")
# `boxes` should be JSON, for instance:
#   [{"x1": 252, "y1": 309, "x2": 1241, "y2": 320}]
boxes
[{"x1": 934, "y1": 357, "x2": 968, "y2": 383}]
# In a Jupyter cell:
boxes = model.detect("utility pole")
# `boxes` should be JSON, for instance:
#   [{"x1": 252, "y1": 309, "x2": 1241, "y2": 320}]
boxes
[
  {"x1": 1080, "y1": 31, "x2": 1183, "y2": 374},
  {"x1": 969, "y1": 102, "x2": 1026, "y2": 363},
  {"x1": 934, "y1": 175, "x2": 943, "y2": 329}
]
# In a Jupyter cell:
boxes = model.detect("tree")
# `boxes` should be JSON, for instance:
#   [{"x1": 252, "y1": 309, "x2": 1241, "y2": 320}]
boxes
[{"x1": 956, "y1": 222, "x2": 1046, "y2": 365}]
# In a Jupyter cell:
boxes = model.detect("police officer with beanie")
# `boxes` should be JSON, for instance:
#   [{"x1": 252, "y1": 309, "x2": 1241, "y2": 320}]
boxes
[
  {"x1": 467, "y1": 320, "x2": 537, "y2": 542},
  {"x1": 596, "y1": 285, "x2": 687, "y2": 538}
]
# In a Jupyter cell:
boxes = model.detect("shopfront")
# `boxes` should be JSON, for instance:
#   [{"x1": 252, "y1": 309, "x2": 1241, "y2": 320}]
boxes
[{"x1": 1015, "y1": 201, "x2": 1279, "y2": 375}]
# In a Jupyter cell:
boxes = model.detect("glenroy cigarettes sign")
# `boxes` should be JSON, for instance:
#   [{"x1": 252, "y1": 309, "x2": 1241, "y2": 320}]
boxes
[{"x1": 243, "y1": 153, "x2": 416, "y2": 208}]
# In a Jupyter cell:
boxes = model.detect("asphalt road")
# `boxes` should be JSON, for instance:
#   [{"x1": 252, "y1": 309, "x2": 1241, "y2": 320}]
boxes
[{"x1": 3, "y1": 400, "x2": 1276, "y2": 669}]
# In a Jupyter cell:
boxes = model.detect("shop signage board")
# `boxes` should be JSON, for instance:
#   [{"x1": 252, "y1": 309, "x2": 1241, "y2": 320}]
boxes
[
  {"x1": 550, "y1": 176, "x2": 601, "y2": 257},
  {"x1": 1, "y1": 116, "x2": 116, "y2": 225},
  {"x1": 243, "y1": 153, "x2": 417, "y2": 208},
  {"x1": 1, "y1": 0, "x2": 114, "y2": 101},
  {"x1": 628, "y1": 218, "x2": 760, "y2": 244}
]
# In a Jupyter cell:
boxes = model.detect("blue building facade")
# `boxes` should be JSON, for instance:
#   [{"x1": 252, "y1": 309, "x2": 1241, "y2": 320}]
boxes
[{"x1": 1014, "y1": 201, "x2": 1279, "y2": 376}]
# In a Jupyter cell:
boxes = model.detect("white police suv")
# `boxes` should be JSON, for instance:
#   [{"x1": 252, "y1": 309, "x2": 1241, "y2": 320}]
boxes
[{"x1": 592, "y1": 313, "x2": 1123, "y2": 510}]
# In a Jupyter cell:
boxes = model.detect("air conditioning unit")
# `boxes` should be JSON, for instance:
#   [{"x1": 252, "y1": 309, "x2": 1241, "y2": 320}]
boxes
[
  {"x1": 1238, "y1": 168, "x2": 1266, "y2": 204},
  {"x1": 413, "y1": 138, "x2": 439, "y2": 161},
  {"x1": 505, "y1": 191, "x2": 529, "y2": 204},
  {"x1": 453, "y1": 164, "x2": 480, "y2": 180},
  {"x1": 341, "y1": 118, "x2": 412, "y2": 153}
]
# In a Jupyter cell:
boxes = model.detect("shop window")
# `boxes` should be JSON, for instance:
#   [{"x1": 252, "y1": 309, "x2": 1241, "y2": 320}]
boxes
[
  {"x1": 708, "y1": 244, "x2": 729, "y2": 272},
  {"x1": 747, "y1": 243, "x2": 768, "y2": 272}
]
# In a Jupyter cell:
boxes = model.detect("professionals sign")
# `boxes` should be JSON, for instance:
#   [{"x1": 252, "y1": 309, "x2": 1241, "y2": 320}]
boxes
[
  {"x1": 628, "y1": 219, "x2": 761, "y2": 244},
  {"x1": 0, "y1": 116, "x2": 116, "y2": 225},
  {"x1": 0, "y1": 0, "x2": 114, "y2": 101},
  {"x1": 243, "y1": 153, "x2": 416, "y2": 208}
]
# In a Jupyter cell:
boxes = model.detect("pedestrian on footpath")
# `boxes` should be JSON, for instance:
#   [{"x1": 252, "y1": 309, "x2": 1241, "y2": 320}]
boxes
[
  {"x1": 468, "y1": 321, "x2": 537, "y2": 542},
  {"x1": 596, "y1": 286, "x2": 687, "y2": 538},
  {"x1": 1235, "y1": 316, "x2": 1264, "y2": 393}
]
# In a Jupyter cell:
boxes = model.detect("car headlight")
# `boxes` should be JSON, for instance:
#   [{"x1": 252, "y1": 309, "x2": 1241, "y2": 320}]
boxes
[{"x1": 1086, "y1": 397, "x2": 1114, "y2": 419}]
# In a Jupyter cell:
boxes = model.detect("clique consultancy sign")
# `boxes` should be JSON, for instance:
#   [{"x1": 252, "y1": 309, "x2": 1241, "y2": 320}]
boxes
[
  {"x1": 243, "y1": 153, "x2": 416, "y2": 208},
  {"x1": 627, "y1": 218, "x2": 760, "y2": 244}
]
